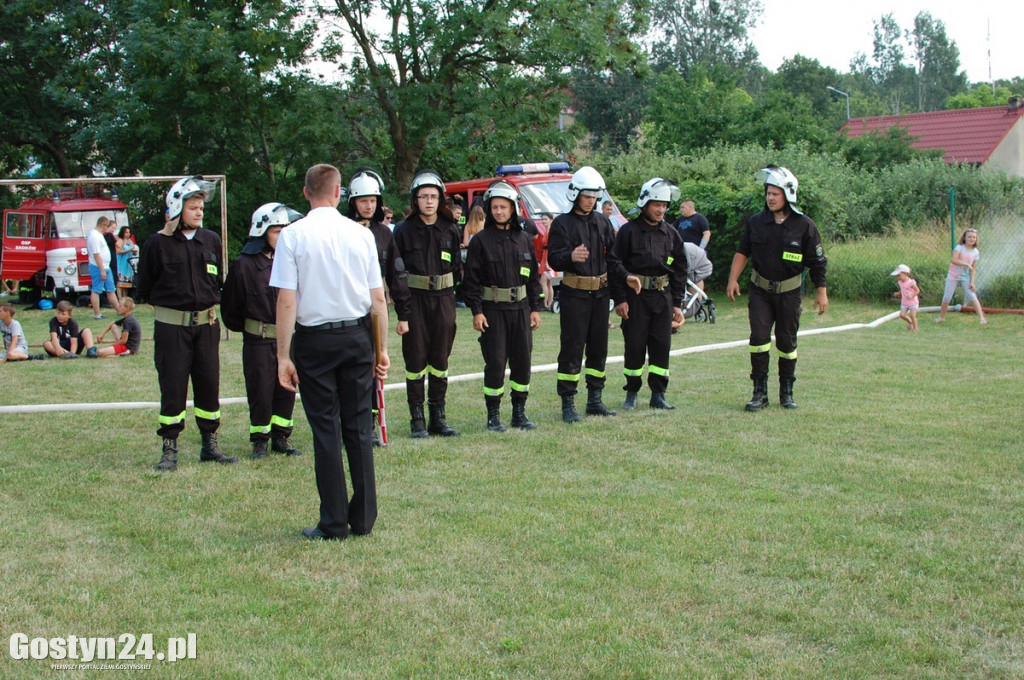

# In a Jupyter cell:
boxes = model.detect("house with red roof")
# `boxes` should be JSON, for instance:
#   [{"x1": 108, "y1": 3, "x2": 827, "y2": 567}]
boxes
[{"x1": 840, "y1": 98, "x2": 1024, "y2": 177}]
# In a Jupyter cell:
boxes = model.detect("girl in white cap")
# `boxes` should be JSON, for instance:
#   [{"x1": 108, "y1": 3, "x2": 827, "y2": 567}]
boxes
[{"x1": 890, "y1": 264, "x2": 920, "y2": 331}]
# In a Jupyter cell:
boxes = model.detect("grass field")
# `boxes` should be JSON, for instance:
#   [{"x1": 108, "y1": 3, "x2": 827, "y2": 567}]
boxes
[{"x1": 1, "y1": 297, "x2": 1022, "y2": 679}]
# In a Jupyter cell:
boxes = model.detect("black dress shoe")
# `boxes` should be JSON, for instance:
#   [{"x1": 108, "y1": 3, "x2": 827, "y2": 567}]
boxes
[{"x1": 302, "y1": 526, "x2": 346, "y2": 541}]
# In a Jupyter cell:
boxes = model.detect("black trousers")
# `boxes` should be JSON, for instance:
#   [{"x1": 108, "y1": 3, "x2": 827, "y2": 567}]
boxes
[
  {"x1": 153, "y1": 321, "x2": 220, "y2": 438},
  {"x1": 556, "y1": 287, "x2": 611, "y2": 397},
  {"x1": 748, "y1": 286, "x2": 801, "y2": 378},
  {"x1": 620, "y1": 289, "x2": 673, "y2": 393},
  {"x1": 479, "y1": 304, "x2": 533, "y2": 398},
  {"x1": 242, "y1": 338, "x2": 296, "y2": 443},
  {"x1": 293, "y1": 322, "x2": 377, "y2": 538},
  {"x1": 403, "y1": 292, "x2": 457, "y2": 405}
]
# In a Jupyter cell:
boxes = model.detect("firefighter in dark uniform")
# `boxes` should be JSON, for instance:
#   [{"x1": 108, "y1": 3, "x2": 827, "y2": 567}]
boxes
[
  {"x1": 547, "y1": 166, "x2": 637, "y2": 423},
  {"x1": 221, "y1": 203, "x2": 305, "y2": 459},
  {"x1": 137, "y1": 175, "x2": 237, "y2": 470},
  {"x1": 611, "y1": 178, "x2": 688, "y2": 410},
  {"x1": 393, "y1": 170, "x2": 461, "y2": 438},
  {"x1": 345, "y1": 168, "x2": 413, "y2": 444},
  {"x1": 726, "y1": 165, "x2": 828, "y2": 411},
  {"x1": 462, "y1": 181, "x2": 542, "y2": 432}
]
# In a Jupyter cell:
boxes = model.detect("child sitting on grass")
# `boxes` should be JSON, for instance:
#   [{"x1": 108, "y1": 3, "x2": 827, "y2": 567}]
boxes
[
  {"x1": 95, "y1": 297, "x2": 141, "y2": 357},
  {"x1": 890, "y1": 264, "x2": 920, "y2": 332},
  {"x1": 44, "y1": 300, "x2": 98, "y2": 358},
  {"x1": 1, "y1": 302, "x2": 45, "y2": 361}
]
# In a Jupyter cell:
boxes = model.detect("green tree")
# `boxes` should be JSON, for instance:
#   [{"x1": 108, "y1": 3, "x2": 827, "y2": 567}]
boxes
[
  {"x1": 908, "y1": 12, "x2": 966, "y2": 111},
  {"x1": 642, "y1": 66, "x2": 754, "y2": 153},
  {"x1": 95, "y1": 0, "x2": 326, "y2": 240},
  {"x1": 946, "y1": 83, "x2": 1015, "y2": 110},
  {"x1": 0, "y1": 0, "x2": 115, "y2": 177},
  {"x1": 570, "y1": 68, "x2": 650, "y2": 152},
  {"x1": 647, "y1": 0, "x2": 763, "y2": 77},
  {"x1": 852, "y1": 13, "x2": 916, "y2": 115},
  {"x1": 771, "y1": 56, "x2": 847, "y2": 120},
  {"x1": 319, "y1": 0, "x2": 647, "y2": 189}
]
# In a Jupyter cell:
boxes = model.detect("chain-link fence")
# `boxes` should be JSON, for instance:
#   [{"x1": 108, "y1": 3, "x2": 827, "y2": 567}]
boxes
[{"x1": 824, "y1": 202, "x2": 1024, "y2": 308}]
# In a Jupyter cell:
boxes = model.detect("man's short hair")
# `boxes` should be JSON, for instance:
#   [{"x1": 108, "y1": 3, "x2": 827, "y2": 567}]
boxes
[
  {"x1": 120, "y1": 296, "x2": 136, "y2": 311},
  {"x1": 96, "y1": 216, "x2": 110, "y2": 229},
  {"x1": 0, "y1": 302, "x2": 15, "y2": 315},
  {"x1": 55, "y1": 300, "x2": 74, "y2": 312},
  {"x1": 305, "y1": 164, "x2": 342, "y2": 200}
]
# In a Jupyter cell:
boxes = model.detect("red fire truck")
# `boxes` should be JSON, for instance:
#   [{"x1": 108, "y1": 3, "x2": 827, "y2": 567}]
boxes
[
  {"x1": 444, "y1": 161, "x2": 627, "y2": 226},
  {"x1": 2, "y1": 184, "x2": 130, "y2": 301}
]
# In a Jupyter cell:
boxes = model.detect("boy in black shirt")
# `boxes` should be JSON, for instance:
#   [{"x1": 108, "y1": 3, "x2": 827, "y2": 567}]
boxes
[
  {"x1": 44, "y1": 300, "x2": 98, "y2": 358},
  {"x1": 95, "y1": 297, "x2": 142, "y2": 357}
]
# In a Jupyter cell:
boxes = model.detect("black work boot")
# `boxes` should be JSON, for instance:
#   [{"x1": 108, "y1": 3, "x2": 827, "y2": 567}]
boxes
[
  {"x1": 155, "y1": 438, "x2": 178, "y2": 471},
  {"x1": 428, "y1": 401, "x2": 460, "y2": 437},
  {"x1": 486, "y1": 397, "x2": 506, "y2": 432},
  {"x1": 409, "y1": 404, "x2": 428, "y2": 439},
  {"x1": 271, "y1": 436, "x2": 302, "y2": 456},
  {"x1": 510, "y1": 396, "x2": 536, "y2": 430},
  {"x1": 623, "y1": 391, "x2": 638, "y2": 410},
  {"x1": 586, "y1": 389, "x2": 617, "y2": 416},
  {"x1": 199, "y1": 432, "x2": 238, "y2": 464},
  {"x1": 650, "y1": 392, "x2": 675, "y2": 410},
  {"x1": 251, "y1": 439, "x2": 269, "y2": 460},
  {"x1": 780, "y1": 376, "x2": 798, "y2": 409},
  {"x1": 561, "y1": 395, "x2": 583, "y2": 423},
  {"x1": 745, "y1": 374, "x2": 769, "y2": 412}
]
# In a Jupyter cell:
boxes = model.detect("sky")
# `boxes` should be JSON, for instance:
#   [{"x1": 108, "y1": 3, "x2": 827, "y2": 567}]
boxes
[{"x1": 749, "y1": 0, "x2": 1024, "y2": 84}]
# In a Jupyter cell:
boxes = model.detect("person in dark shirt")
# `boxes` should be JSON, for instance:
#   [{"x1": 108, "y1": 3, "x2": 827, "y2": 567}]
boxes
[
  {"x1": 462, "y1": 180, "x2": 542, "y2": 432},
  {"x1": 44, "y1": 300, "x2": 98, "y2": 358},
  {"x1": 221, "y1": 202, "x2": 305, "y2": 459},
  {"x1": 393, "y1": 170, "x2": 462, "y2": 438},
  {"x1": 137, "y1": 175, "x2": 237, "y2": 471},
  {"x1": 611, "y1": 178, "x2": 688, "y2": 410},
  {"x1": 546, "y1": 166, "x2": 638, "y2": 422},
  {"x1": 345, "y1": 168, "x2": 413, "y2": 444},
  {"x1": 95, "y1": 297, "x2": 142, "y2": 356},
  {"x1": 726, "y1": 165, "x2": 828, "y2": 411},
  {"x1": 673, "y1": 200, "x2": 711, "y2": 249}
]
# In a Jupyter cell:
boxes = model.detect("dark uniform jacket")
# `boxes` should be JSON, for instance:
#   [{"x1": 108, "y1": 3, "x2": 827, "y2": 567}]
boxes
[
  {"x1": 393, "y1": 215, "x2": 462, "y2": 296},
  {"x1": 611, "y1": 217, "x2": 688, "y2": 307},
  {"x1": 136, "y1": 228, "x2": 222, "y2": 310},
  {"x1": 739, "y1": 209, "x2": 827, "y2": 288},
  {"x1": 220, "y1": 251, "x2": 275, "y2": 336},
  {"x1": 366, "y1": 221, "x2": 413, "y2": 322},
  {"x1": 462, "y1": 221, "x2": 541, "y2": 315},
  {"x1": 547, "y1": 211, "x2": 628, "y2": 281}
]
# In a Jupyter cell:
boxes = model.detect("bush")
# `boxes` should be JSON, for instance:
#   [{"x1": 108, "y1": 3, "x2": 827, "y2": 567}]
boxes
[{"x1": 583, "y1": 144, "x2": 1024, "y2": 299}]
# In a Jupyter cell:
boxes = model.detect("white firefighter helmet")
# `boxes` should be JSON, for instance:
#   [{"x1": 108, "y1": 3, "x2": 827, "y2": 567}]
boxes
[
  {"x1": 483, "y1": 180, "x2": 519, "y2": 208},
  {"x1": 409, "y1": 170, "x2": 445, "y2": 199},
  {"x1": 566, "y1": 166, "x2": 606, "y2": 202},
  {"x1": 757, "y1": 165, "x2": 799, "y2": 205},
  {"x1": 636, "y1": 178, "x2": 680, "y2": 208},
  {"x1": 348, "y1": 170, "x2": 384, "y2": 199},
  {"x1": 483, "y1": 180, "x2": 520, "y2": 224},
  {"x1": 249, "y1": 203, "x2": 304, "y2": 238},
  {"x1": 166, "y1": 175, "x2": 216, "y2": 219}
]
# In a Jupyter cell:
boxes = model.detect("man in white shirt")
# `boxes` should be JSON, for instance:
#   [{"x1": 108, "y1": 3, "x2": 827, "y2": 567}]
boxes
[
  {"x1": 271, "y1": 163, "x2": 390, "y2": 541},
  {"x1": 87, "y1": 217, "x2": 120, "y2": 319}
]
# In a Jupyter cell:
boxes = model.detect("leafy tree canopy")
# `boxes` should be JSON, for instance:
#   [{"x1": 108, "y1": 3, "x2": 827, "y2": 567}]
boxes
[{"x1": 317, "y1": 0, "x2": 648, "y2": 189}]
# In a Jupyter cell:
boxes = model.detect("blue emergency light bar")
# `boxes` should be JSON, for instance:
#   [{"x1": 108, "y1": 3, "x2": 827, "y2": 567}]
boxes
[{"x1": 495, "y1": 162, "x2": 571, "y2": 176}]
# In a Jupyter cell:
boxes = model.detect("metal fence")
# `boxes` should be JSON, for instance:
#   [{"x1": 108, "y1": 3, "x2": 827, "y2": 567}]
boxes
[{"x1": 823, "y1": 204, "x2": 1023, "y2": 308}]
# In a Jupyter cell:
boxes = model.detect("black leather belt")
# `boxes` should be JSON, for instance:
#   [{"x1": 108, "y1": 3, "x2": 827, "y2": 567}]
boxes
[{"x1": 296, "y1": 317, "x2": 366, "y2": 332}]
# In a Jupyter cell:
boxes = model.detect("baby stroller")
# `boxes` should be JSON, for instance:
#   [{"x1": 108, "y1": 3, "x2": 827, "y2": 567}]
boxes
[{"x1": 682, "y1": 279, "x2": 715, "y2": 324}]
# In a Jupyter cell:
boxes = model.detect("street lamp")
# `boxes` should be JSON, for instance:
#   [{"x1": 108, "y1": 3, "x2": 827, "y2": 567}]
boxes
[{"x1": 826, "y1": 86, "x2": 850, "y2": 120}]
